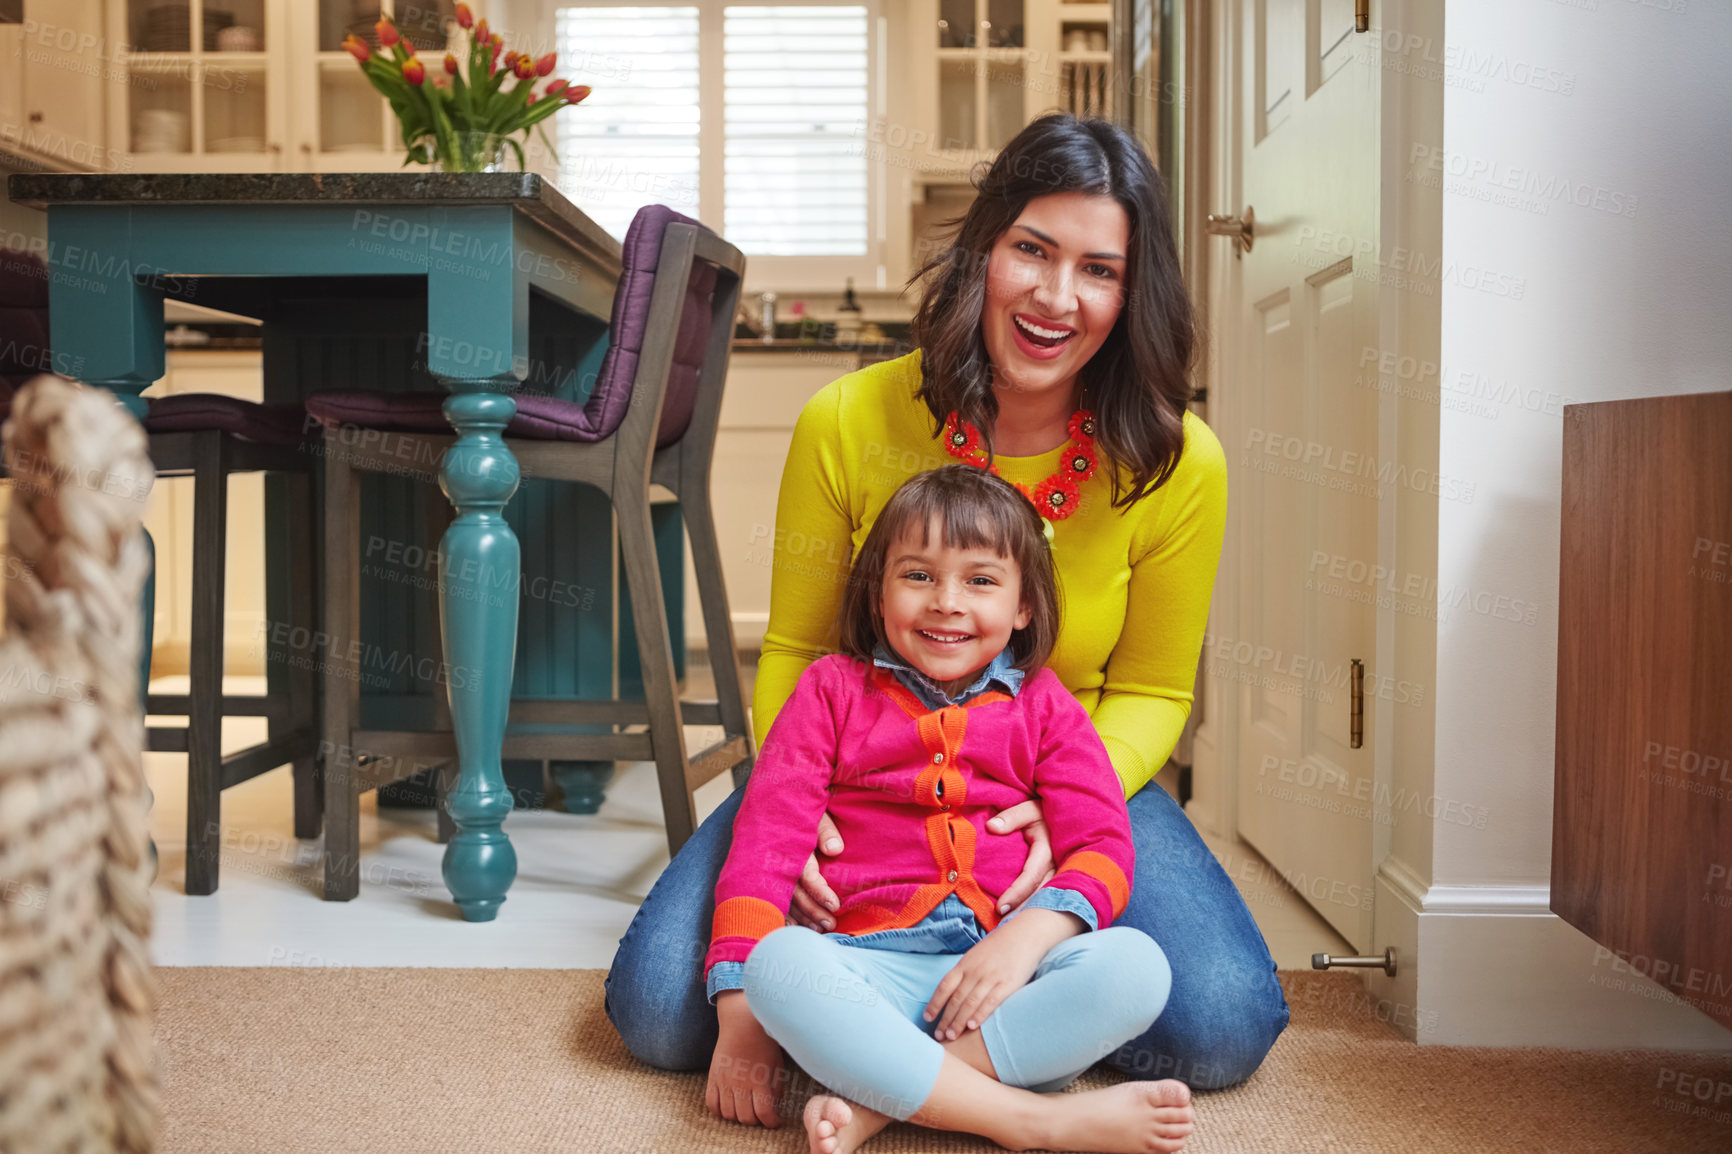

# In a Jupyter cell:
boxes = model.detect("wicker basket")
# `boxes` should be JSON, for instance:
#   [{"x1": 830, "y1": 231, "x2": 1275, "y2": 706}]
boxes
[{"x1": 0, "y1": 376, "x2": 158, "y2": 1153}]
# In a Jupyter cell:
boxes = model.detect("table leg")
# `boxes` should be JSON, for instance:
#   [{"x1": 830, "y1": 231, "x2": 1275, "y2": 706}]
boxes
[
  {"x1": 436, "y1": 392, "x2": 521, "y2": 921},
  {"x1": 49, "y1": 231, "x2": 167, "y2": 873}
]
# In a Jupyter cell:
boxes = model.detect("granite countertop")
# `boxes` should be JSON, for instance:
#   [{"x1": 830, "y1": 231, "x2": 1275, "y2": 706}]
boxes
[{"x1": 5, "y1": 172, "x2": 624, "y2": 276}]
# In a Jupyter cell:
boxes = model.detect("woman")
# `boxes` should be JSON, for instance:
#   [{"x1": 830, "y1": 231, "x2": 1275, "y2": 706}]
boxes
[{"x1": 605, "y1": 113, "x2": 1288, "y2": 1124}]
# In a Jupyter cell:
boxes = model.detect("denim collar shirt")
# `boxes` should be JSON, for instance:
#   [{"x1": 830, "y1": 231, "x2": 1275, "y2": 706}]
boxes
[{"x1": 870, "y1": 643, "x2": 1025, "y2": 712}]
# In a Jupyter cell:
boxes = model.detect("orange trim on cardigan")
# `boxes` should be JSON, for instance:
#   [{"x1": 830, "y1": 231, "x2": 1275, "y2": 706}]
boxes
[
  {"x1": 873, "y1": 667, "x2": 929, "y2": 719},
  {"x1": 965, "y1": 690, "x2": 1012, "y2": 709},
  {"x1": 833, "y1": 883, "x2": 951, "y2": 935},
  {"x1": 712, "y1": 895, "x2": 786, "y2": 943},
  {"x1": 870, "y1": 666, "x2": 1016, "y2": 718},
  {"x1": 911, "y1": 705, "x2": 968, "y2": 808},
  {"x1": 853, "y1": 666, "x2": 1016, "y2": 935},
  {"x1": 1057, "y1": 850, "x2": 1131, "y2": 921},
  {"x1": 832, "y1": 879, "x2": 1002, "y2": 936}
]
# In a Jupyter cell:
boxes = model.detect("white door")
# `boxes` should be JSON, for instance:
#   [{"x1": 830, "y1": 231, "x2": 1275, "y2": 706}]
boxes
[{"x1": 1215, "y1": 0, "x2": 1379, "y2": 948}]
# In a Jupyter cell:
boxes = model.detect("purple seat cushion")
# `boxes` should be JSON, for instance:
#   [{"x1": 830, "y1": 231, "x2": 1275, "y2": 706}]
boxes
[
  {"x1": 304, "y1": 204, "x2": 720, "y2": 448},
  {"x1": 0, "y1": 248, "x2": 49, "y2": 309},
  {"x1": 144, "y1": 393, "x2": 316, "y2": 447},
  {"x1": 306, "y1": 389, "x2": 613, "y2": 442},
  {"x1": 0, "y1": 249, "x2": 53, "y2": 390}
]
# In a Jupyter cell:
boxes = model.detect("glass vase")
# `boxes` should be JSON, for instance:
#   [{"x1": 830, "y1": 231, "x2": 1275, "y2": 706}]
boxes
[{"x1": 431, "y1": 131, "x2": 512, "y2": 173}]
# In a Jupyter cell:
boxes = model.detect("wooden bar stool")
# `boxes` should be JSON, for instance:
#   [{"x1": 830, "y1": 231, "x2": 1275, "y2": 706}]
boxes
[
  {"x1": 141, "y1": 396, "x2": 324, "y2": 894},
  {"x1": 307, "y1": 205, "x2": 752, "y2": 900},
  {"x1": 0, "y1": 247, "x2": 324, "y2": 894}
]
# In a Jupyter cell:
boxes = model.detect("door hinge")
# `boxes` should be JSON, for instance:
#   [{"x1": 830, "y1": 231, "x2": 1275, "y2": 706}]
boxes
[{"x1": 1349, "y1": 658, "x2": 1364, "y2": 749}]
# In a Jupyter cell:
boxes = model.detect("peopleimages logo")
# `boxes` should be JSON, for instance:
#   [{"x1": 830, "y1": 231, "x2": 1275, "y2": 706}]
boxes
[
  {"x1": 1200, "y1": 633, "x2": 1426, "y2": 707},
  {"x1": 1306, "y1": 550, "x2": 1541, "y2": 627},
  {"x1": 1408, "y1": 145, "x2": 1640, "y2": 220},
  {"x1": 1243, "y1": 427, "x2": 1478, "y2": 504}
]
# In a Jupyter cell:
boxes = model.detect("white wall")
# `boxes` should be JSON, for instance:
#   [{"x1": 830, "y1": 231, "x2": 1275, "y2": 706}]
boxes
[{"x1": 1423, "y1": 0, "x2": 1732, "y2": 1046}]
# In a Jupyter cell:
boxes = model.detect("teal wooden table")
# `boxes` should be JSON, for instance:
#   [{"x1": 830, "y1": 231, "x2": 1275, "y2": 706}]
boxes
[{"x1": 6, "y1": 173, "x2": 677, "y2": 921}]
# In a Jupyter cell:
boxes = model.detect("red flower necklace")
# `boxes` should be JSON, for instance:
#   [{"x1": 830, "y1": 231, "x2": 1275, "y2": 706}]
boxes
[{"x1": 942, "y1": 408, "x2": 1098, "y2": 522}]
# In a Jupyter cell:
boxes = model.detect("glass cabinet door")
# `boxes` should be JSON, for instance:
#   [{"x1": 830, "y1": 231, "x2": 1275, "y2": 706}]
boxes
[
  {"x1": 303, "y1": 0, "x2": 455, "y2": 170},
  {"x1": 1056, "y1": 0, "x2": 1114, "y2": 122},
  {"x1": 933, "y1": 0, "x2": 1034, "y2": 156},
  {"x1": 984, "y1": 0, "x2": 1022, "y2": 47},
  {"x1": 123, "y1": 0, "x2": 274, "y2": 169},
  {"x1": 938, "y1": 58, "x2": 976, "y2": 150}
]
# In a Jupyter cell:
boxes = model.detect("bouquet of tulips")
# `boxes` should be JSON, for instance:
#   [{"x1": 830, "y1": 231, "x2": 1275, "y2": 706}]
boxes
[{"x1": 344, "y1": 3, "x2": 592, "y2": 172}]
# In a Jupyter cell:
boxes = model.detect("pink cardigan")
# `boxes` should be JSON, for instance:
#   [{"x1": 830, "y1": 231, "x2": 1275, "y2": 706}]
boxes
[{"x1": 705, "y1": 654, "x2": 1135, "y2": 983}]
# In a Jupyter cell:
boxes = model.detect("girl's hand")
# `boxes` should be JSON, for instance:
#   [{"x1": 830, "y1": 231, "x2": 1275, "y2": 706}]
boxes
[
  {"x1": 705, "y1": 991, "x2": 787, "y2": 1128},
  {"x1": 789, "y1": 811, "x2": 845, "y2": 931},
  {"x1": 924, "y1": 909, "x2": 1081, "y2": 1041},
  {"x1": 986, "y1": 800, "x2": 1056, "y2": 915}
]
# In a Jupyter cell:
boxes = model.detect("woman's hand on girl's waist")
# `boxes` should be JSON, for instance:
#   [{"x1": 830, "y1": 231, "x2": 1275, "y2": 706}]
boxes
[{"x1": 785, "y1": 801, "x2": 1055, "y2": 931}]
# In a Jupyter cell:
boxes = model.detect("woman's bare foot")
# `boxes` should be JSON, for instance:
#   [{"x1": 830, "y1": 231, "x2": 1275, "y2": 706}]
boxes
[
  {"x1": 1029, "y1": 1079, "x2": 1195, "y2": 1154},
  {"x1": 802, "y1": 1093, "x2": 893, "y2": 1154}
]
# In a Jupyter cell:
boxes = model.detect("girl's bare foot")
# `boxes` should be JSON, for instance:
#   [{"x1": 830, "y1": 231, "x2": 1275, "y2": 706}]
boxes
[
  {"x1": 802, "y1": 1093, "x2": 892, "y2": 1154},
  {"x1": 1031, "y1": 1079, "x2": 1195, "y2": 1154}
]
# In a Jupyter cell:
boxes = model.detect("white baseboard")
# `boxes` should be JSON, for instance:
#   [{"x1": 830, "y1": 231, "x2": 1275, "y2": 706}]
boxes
[{"x1": 1375, "y1": 857, "x2": 1732, "y2": 1049}]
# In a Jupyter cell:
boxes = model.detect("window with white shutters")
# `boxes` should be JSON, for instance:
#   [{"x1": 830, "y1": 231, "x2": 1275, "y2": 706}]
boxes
[
  {"x1": 554, "y1": 2, "x2": 880, "y2": 282},
  {"x1": 722, "y1": 6, "x2": 869, "y2": 255}
]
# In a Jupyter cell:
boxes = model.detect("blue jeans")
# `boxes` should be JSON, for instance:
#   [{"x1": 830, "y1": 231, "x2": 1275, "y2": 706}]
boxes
[
  {"x1": 742, "y1": 899, "x2": 1172, "y2": 1120},
  {"x1": 604, "y1": 781, "x2": 1290, "y2": 1090}
]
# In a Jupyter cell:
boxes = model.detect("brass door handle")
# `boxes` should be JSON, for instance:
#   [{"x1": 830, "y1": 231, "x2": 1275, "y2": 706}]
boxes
[
  {"x1": 1356, "y1": 0, "x2": 1370, "y2": 33},
  {"x1": 1206, "y1": 206, "x2": 1254, "y2": 253}
]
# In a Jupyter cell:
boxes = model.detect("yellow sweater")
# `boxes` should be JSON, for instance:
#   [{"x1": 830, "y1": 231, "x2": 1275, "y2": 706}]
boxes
[{"x1": 752, "y1": 350, "x2": 1227, "y2": 798}]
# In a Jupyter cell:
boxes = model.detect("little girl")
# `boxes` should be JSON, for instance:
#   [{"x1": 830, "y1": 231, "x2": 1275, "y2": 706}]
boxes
[{"x1": 703, "y1": 465, "x2": 1195, "y2": 1154}]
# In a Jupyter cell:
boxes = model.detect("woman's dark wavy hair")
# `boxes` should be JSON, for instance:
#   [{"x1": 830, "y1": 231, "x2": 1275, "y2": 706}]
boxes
[
  {"x1": 909, "y1": 113, "x2": 1194, "y2": 508},
  {"x1": 838, "y1": 465, "x2": 1061, "y2": 678}
]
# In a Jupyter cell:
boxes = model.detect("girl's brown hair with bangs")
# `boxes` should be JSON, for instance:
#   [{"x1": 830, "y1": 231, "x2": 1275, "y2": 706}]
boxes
[{"x1": 838, "y1": 465, "x2": 1061, "y2": 677}]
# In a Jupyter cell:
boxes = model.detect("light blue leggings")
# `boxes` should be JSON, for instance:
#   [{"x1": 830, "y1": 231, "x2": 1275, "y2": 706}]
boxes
[{"x1": 742, "y1": 924, "x2": 1173, "y2": 1122}]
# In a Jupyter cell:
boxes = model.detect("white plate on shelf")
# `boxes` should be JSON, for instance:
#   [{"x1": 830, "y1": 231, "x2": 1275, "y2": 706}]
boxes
[{"x1": 216, "y1": 26, "x2": 263, "y2": 52}]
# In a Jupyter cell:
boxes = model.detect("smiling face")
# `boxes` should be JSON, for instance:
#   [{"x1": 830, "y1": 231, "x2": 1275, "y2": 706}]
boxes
[
  {"x1": 879, "y1": 515, "x2": 1032, "y2": 697},
  {"x1": 981, "y1": 191, "x2": 1131, "y2": 407}
]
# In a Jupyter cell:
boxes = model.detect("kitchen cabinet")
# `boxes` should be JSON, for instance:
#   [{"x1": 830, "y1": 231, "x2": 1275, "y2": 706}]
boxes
[
  {"x1": 103, "y1": 0, "x2": 450, "y2": 173},
  {"x1": 908, "y1": 0, "x2": 1113, "y2": 173},
  {"x1": 0, "y1": 6, "x2": 24, "y2": 140},
  {"x1": 9, "y1": 0, "x2": 109, "y2": 164},
  {"x1": 297, "y1": 0, "x2": 452, "y2": 173},
  {"x1": 105, "y1": 0, "x2": 280, "y2": 170}
]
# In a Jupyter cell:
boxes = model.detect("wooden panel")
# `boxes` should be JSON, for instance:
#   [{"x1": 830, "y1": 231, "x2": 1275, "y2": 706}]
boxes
[
  {"x1": 718, "y1": 351, "x2": 853, "y2": 429},
  {"x1": 1553, "y1": 390, "x2": 1732, "y2": 1032},
  {"x1": 1311, "y1": 0, "x2": 1356, "y2": 90},
  {"x1": 1256, "y1": 0, "x2": 1300, "y2": 138}
]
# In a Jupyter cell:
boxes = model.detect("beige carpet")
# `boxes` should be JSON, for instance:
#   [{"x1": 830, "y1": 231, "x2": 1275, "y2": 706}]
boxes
[{"x1": 154, "y1": 968, "x2": 1732, "y2": 1153}]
